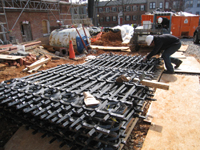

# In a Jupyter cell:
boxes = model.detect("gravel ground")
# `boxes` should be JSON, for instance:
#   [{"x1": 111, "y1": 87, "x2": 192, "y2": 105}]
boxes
[{"x1": 181, "y1": 38, "x2": 200, "y2": 62}]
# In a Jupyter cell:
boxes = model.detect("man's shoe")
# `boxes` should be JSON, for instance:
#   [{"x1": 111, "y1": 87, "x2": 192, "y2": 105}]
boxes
[
  {"x1": 163, "y1": 70, "x2": 174, "y2": 74},
  {"x1": 174, "y1": 60, "x2": 182, "y2": 69}
]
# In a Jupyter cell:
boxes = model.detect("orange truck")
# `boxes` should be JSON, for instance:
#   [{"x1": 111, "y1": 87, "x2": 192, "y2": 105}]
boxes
[{"x1": 141, "y1": 12, "x2": 200, "y2": 38}]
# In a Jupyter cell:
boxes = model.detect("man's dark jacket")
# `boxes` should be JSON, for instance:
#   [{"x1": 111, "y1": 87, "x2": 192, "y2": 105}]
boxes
[{"x1": 146, "y1": 34, "x2": 180, "y2": 59}]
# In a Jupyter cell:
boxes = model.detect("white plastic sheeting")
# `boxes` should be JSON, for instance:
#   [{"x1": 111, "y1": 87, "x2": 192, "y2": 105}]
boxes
[{"x1": 111, "y1": 24, "x2": 134, "y2": 44}]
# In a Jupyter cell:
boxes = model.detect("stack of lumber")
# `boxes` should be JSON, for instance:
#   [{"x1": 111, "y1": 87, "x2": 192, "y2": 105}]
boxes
[{"x1": 23, "y1": 56, "x2": 51, "y2": 73}]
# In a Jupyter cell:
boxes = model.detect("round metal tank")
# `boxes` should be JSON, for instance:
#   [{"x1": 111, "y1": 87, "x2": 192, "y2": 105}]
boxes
[{"x1": 49, "y1": 27, "x2": 91, "y2": 48}]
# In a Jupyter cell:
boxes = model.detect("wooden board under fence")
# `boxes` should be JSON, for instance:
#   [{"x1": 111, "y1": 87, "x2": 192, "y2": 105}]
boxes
[{"x1": 90, "y1": 45, "x2": 130, "y2": 51}]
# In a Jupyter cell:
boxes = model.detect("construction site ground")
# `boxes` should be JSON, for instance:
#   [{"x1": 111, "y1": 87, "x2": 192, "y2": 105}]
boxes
[{"x1": 0, "y1": 32, "x2": 200, "y2": 150}]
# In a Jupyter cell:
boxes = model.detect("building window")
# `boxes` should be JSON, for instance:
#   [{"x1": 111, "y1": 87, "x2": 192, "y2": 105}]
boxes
[
  {"x1": 133, "y1": 15, "x2": 137, "y2": 20},
  {"x1": 126, "y1": 15, "x2": 130, "y2": 21},
  {"x1": 99, "y1": 8, "x2": 103, "y2": 13},
  {"x1": 113, "y1": 16, "x2": 117, "y2": 21},
  {"x1": 118, "y1": 6, "x2": 123, "y2": 12},
  {"x1": 173, "y1": 1, "x2": 176, "y2": 8},
  {"x1": 190, "y1": 0, "x2": 193, "y2": 7},
  {"x1": 196, "y1": 11, "x2": 199, "y2": 15},
  {"x1": 198, "y1": 0, "x2": 200, "y2": 7},
  {"x1": 112, "y1": 7, "x2": 117, "y2": 12},
  {"x1": 106, "y1": 16, "x2": 110, "y2": 22},
  {"x1": 165, "y1": 2, "x2": 169, "y2": 9},
  {"x1": 159, "y1": 2, "x2": 163, "y2": 8},
  {"x1": 186, "y1": 1, "x2": 190, "y2": 7},
  {"x1": 42, "y1": 20, "x2": 50, "y2": 35},
  {"x1": 100, "y1": 17, "x2": 104, "y2": 22},
  {"x1": 140, "y1": 5, "x2": 145, "y2": 11},
  {"x1": 106, "y1": 7, "x2": 110, "y2": 13},
  {"x1": 186, "y1": 0, "x2": 193, "y2": 7},
  {"x1": 126, "y1": 5, "x2": 130, "y2": 11},
  {"x1": 150, "y1": 2, "x2": 156, "y2": 9},
  {"x1": 133, "y1": 5, "x2": 137, "y2": 11}
]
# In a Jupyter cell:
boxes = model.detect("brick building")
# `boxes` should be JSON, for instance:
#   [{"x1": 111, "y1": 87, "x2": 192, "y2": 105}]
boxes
[
  {"x1": 96, "y1": 0, "x2": 146, "y2": 27},
  {"x1": 94, "y1": 0, "x2": 190, "y2": 27},
  {"x1": 0, "y1": 0, "x2": 88, "y2": 44}
]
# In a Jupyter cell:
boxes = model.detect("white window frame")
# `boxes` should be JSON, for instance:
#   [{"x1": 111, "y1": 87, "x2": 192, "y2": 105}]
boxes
[
  {"x1": 112, "y1": 7, "x2": 117, "y2": 12},
  {"x1": 150, "y1": 2, "x2": 156, "y2": 9},
  {"x1": 159, "y1": 2, "x2": 163, "y2": 8},
  {"x1": 42, "y1": 19, "x2": 50, "y2": 36},
  {"x1": 140, "y1": 5, "x2": 144, "y2": 11},
  {"x1": 118, "y1": 6, "x2": 123, "y2": 12},
  {"x1": 126, "y1": 5, "x2": 130, "y2": 11},
  {"x1": 133, "y1": 15, "x2": 137, "y2": 20},
  {"x1": 99, "y1": 8, "x2": 103, "y2": 13},
  {"x1": 113, "y1": 16, "x2": 117, "y2": 21},
  {"x1": 190, "y1": 0, "x2": 193, "y2": 7},
  {"x1": 106, "y1": 7, "x2": 110, "y2": 13},
  {"x1": 126, "y1": 15, "x2": 130, "y2": 21},
  {"x1": 198, "y1": 0, "x2": 200, "y2": 7},
  {"x1": 165, "y1": 2, "x2": 169, "y2": 9},
  {"x1": 106, "y1": 16, "x2": 110, "y2": 22},
  {"x1": 133, "y1": 5, "x2": 137, "y2": 11}
]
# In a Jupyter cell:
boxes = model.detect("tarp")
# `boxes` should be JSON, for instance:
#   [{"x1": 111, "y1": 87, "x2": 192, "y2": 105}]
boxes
[{"x1": 111, "y1": 24, "x2": 134, "y2": 44}]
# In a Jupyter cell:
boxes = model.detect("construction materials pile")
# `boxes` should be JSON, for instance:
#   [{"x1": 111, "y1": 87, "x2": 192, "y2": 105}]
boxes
[{"x1": 0, "y1": 53, "x2": 163, "y2": 149}]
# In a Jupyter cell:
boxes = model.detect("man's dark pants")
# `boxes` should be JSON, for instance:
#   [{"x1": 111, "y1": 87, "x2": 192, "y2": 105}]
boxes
[{"x1": 161, "y1": 42, "x2": 181, "y2": 72}]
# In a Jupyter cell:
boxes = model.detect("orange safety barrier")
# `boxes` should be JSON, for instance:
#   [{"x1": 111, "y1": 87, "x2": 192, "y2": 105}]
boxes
[{"x1": 91, "y1": 32, "x2": 102, "y2": 43}]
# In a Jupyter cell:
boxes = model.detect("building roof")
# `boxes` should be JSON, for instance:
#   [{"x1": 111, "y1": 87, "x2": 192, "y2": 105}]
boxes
[{"x1": 97, "y1": 0, "x2": 146, "y2": 7}]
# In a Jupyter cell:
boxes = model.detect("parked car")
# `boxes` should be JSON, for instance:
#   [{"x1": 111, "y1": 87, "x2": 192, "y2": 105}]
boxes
[{"x1": 193, "y1": 25, "x2": 200, "y2": 44}]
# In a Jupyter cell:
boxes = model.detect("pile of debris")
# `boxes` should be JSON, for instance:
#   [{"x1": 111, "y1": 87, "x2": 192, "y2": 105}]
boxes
[{"x1": 0, "y1": 40, "x2": 54, "y2": 74}]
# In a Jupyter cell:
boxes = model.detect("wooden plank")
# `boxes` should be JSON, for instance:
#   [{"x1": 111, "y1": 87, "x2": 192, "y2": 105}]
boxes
[
  {"x1": 121, "y1": 48, "x2": 131, "y2": 52},
  {"x1": 142, "y1": 75, "x2": 200, "y2": 150},
  {"x1": 143, "y1": 102, "x2": 153, "y2": 123},
  {"x1": 27, "y1": 58, "x2": 50, "y2": 70},
  {"x1": 0, "y1": 54, "x2": 25, "y2": 60},
  {"x1": 171, "y1": 51, "x2": 186, "y2": 59},
  {"x1": 0, "y1": 44, "x2": 12, "y2": 49},
  {"x1": 90, "y1": 45, "x2": 129, "y2": 50},
  {"x1": 178, "y1": 44, "x2": 188, "y2": 52},
  {"x1": 174, "y1": 56, "x2": 200, "y2": 74},
  {"x1": 119, "y1": 118, "x2": 139, "y2": 150},
  {"x1": 139, "y1": 79, "x2": 169, "y2": 90}
]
